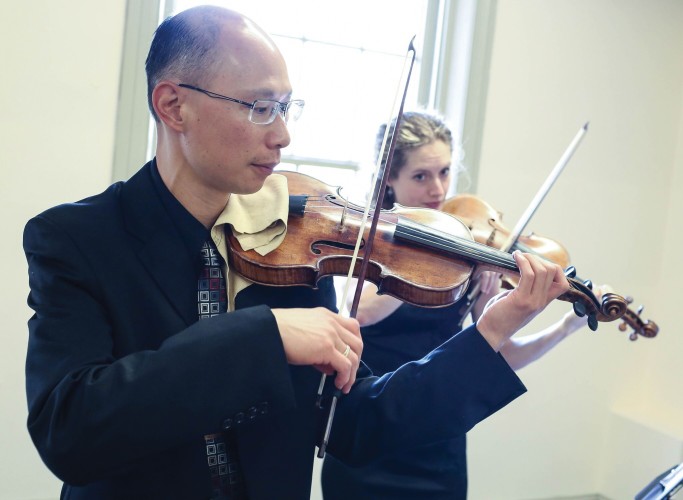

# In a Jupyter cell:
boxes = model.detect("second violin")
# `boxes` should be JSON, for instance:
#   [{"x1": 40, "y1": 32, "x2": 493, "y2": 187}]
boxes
[{"x1": 441, "y1": 193, "x2": 658, "y2": 340}]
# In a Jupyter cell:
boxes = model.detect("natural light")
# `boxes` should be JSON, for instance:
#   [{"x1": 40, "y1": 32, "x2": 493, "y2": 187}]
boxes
[{"x1": 172, "y1": 0, "x2": 430, "y2": 202}]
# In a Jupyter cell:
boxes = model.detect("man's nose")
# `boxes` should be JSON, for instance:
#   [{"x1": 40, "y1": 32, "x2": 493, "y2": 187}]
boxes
[{"x1": 267, "y1": 114, "x2": 291, "y2": 149}]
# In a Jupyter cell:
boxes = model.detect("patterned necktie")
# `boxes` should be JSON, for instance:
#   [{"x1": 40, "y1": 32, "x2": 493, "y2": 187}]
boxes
[
  {"x1": 198, "y1": 240, "x2": 227, "y2": 319},
  {"x1": 198, "y1": 240, "x2": 246, "y2": 498}
]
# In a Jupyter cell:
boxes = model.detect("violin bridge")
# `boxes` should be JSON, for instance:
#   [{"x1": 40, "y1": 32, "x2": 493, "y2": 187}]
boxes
[{"x1": 338, "y1": 200, "x2": 349, "y2": 231}]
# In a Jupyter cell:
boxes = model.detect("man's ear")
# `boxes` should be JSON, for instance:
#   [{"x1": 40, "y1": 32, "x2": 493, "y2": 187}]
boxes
[{"x1": 153, "y1": 82, "x2": 184, "y2": 131}]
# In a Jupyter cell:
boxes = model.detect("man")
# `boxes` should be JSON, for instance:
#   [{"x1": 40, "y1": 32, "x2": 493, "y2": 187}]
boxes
[{"x1": 23, "y1": 5, "x2": 570, "y2": 499}]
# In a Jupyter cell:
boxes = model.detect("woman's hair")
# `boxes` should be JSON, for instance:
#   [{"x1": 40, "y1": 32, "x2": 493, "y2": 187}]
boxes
[{"x1": 375, "y1": 111, "x2": 457, "y2": 209}]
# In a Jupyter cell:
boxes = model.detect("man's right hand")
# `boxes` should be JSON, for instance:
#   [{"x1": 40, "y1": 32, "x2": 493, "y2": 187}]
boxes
[{"x1": 271, "y1": 308, "x2": 362, "y2": 394}]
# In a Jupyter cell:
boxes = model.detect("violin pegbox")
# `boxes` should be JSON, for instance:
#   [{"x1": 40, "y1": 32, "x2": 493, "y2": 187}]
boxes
[
  {"x1": 561, "y1": 271, "x2": 659, "y2": 340},
  {"x1": 617, "y1": 296, "x2": 660, "y2": 341},
  {"x1": 564, "y1": 265, "x2": 596, "y2": 330},
  {"x1": 563, "y1": 265, "x2": 628, "y2": 331}
]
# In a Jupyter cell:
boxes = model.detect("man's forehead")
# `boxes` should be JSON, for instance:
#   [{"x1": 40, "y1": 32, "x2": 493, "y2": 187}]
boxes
[{"x1": 216, "y1": 15, "x2": 278, "y2": 52}]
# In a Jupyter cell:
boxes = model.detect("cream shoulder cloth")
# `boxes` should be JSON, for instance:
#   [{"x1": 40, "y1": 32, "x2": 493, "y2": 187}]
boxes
[{"x1": 210, "y1": 173, "x2": 289, "y2": 310}]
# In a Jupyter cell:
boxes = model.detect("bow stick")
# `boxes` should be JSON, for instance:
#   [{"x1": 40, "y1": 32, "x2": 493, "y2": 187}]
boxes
[
  {"x1": 316, "y1": 37, "x2": 417, "y2": 459},
  {"x1": 457, "y1": 122, "x2": 589, "y2": 326},
  {"x1": 500, "y1": 122, "x2": 589, "y2": 251}
]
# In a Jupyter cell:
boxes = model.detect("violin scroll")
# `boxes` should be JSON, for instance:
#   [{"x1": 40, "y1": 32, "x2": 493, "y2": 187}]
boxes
[
  {"x1": 617, "y1": 297, "x2": 659, "y2": 340},
  {"x1": 561, "y1": 275, "x2": 628, "y2": 330}
]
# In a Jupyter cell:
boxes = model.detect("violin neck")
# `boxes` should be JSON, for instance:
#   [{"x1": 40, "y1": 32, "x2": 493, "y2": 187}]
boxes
[
  {"x1": 393, "y1": 216, "x2": 628, "y2": 325},
  {"x1": 394, "y1": 217, "x2": 519, "y2": 275},
  {"x1": 509, "y1": 240, "x2": 535, "y2": 256}
]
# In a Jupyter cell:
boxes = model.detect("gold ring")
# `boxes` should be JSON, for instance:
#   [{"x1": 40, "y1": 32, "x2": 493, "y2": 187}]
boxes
[{"x1": 342, "y1": 344, "x2": 351, "y2": 358}]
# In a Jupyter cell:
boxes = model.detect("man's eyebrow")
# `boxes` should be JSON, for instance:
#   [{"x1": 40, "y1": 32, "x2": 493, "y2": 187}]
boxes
[{"x1": 251, "y1": 88, "x2": 293, "y2": 100}]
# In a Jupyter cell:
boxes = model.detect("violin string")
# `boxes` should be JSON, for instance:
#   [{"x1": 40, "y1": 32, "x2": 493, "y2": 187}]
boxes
[
  {"x1": 296, "y1": 196, "x2": 640, "y2": 329},
  {"x1": 395, "y1": 221, "x2": 516, "y2": 271},
  {"x1": 300, "y1": 202, "x2": 519, "y2": 271},
  {"x1": 300, "y1": 203, "x2": 519, "y2": 269},
  {"x1": 297, "y1": 194, "x2": 616, "y2": 325}
]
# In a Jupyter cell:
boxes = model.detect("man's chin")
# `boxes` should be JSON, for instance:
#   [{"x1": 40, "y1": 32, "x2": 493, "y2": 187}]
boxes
[{"x1": 234, "y1": 177, "x2": 269, "y2": 195}]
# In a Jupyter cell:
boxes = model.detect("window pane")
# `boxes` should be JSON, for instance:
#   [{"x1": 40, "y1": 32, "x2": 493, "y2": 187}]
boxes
[
  {"x1": 173, "y1": 1, "x2": 427, "y2": 52},
  {"x1": 172, "y1": 0, "x2": 429, "y2": 189}
]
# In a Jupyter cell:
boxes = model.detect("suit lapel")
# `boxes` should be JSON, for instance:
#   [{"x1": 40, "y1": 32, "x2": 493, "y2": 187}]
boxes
[{"x1": 120, "y1": 163, "x2": 198, "y2": 326}]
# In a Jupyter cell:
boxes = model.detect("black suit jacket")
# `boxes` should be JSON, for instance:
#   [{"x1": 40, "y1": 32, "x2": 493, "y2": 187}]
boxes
[{"x1": 23, "y1": 162, "x2": 526, "y2": 499}]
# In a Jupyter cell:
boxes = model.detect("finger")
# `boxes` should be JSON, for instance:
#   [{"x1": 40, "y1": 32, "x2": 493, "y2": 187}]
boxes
[
  {"x1": 323, "y1": 316, "x2": 361, "y2": 393},
  {"x1": 336, "y1": 336, "x2": 361, "y2": 393},
  {"x1": 527, "y1": 254, "x2": 556, "y2": 298},
  {"x1": 339, "y1": 350, "x2": 360, "y2": 394},
  {"x1": 333, "y1": 316, "x2": 363, "y2": 358},
  {"x1": 336, "y1": 315, "x2": 362, "y2": 340},
  {"x1": 512, "y1": 251, "x2": 534, "y2": 296},
  {"x1": 526, "y1": 253, "x2": 567, "y2": 303},
  {"x1": 548, "y1": 260, "x2": 570, "y2": 298},
  {"x1": 313, "y1": 364, "x2": 335, "y2": 376},
  {"x1": 331, "y1": 348, "x2": 360, "y2": 393}
]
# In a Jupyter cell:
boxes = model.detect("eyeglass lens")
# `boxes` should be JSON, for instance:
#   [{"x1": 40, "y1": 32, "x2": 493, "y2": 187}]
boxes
[{"x1": 249, "y1": 100, "x2": 304, "y2": 124}]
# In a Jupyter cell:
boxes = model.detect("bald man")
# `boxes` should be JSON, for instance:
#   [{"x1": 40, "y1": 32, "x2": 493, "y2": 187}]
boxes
[{"x1": 23, "y1": 6, "x2": 569, "y2": 499}]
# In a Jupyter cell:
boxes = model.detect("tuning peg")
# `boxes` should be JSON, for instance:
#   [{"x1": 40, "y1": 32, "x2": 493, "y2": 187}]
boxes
[
  {"x1": 583, "y1": 279, "x2": 593, "y2": 290},
  {"x1": 629, "y1": 332, "x2": 638, "y2": 341},
  {"x1": 564, "y1": 266, "x2": 577, "y2": 279},
  {"x1": 587, "y1": 313, "x2": 598, "y2": 331},
  {"x1": 573, "y1": 301, "x2": 586, "y2": 318},
  {"x1": 618, "y1": 322, "x2": 627, "y2": 332},
  {"x1": 625, "y1": 295, "x2": 634, "y2": 304}
]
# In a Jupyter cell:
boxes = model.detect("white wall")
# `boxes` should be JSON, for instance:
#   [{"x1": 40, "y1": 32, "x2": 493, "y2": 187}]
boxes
[
  {"x1": 2, "y1": 1, "x2": 682, "y2": 499},
  {"x1": 0, "y1": 1, "x2": 126, "y2": 498},
  {"x1": 467, "y1": 1, "x2": 683, "y2": 499}
]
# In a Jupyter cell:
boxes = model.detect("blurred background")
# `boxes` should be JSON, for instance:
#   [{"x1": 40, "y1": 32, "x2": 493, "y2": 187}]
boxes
[{"x1": 2, "y1": 1, "x2": 681, "y2": 498}]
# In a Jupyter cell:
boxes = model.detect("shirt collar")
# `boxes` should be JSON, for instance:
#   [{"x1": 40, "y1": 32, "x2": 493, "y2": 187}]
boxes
[{"x1": 149, "y1": 158, "x2": 208, "y2": 268}]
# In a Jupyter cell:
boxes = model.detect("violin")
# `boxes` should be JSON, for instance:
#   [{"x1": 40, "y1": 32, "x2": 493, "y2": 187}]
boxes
[
  {"x1": 441, "y1": 193, "x2": 658, "y2": 340},
  {"x1": 442, "y1": 193, "x2": 571, "y2": 277},
  {"x1": 226, "y1": 171, "x2": 628, "y2": 328}
]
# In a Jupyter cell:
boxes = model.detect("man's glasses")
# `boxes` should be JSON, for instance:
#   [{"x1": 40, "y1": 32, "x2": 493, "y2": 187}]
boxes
[{"x1": 178, "y1": 83, "x2": 304, "y2": 125}]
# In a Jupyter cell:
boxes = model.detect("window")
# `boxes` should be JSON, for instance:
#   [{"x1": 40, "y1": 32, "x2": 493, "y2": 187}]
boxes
[
  {"x1": 113, "y1": 0, "x2": 498, "y2": 199},
  {"x1": 172, "y1": 0, "x2": 430, "y2": 203}
]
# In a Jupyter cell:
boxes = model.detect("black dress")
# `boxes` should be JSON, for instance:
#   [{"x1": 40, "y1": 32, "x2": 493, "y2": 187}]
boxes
[{"x1": 322, "y1": 300, "x2": 471, "y2": 499}]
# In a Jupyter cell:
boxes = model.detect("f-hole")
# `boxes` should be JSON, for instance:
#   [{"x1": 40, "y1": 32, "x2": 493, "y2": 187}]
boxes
[{"x1": 311, "y1": 239, "x2": 365, "y2": 255}]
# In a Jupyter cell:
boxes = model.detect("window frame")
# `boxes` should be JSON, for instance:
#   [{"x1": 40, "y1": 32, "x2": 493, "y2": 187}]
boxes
[{"x1": 112, "y1": 0, "x2": 497, "y2": 197}]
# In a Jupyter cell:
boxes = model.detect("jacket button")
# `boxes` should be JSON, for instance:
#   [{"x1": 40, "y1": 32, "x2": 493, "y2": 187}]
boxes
[
  {"x1": 247, "y1": 406, "x2": 258, "y2": 420},
  {"x1": 258, "y1": 402, "x2": 269, "y2": 415},
  {"x1": 222, "y1": 418, "x2": 233, "y2": 431},
  {"x1": 234, "y1": 412, "x2": 245, "y2": 425}
]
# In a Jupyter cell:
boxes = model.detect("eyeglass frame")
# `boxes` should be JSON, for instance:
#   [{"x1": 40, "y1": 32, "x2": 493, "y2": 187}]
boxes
[{"x1": 177, "y1": 83, "x2": 304, "y2": 125}]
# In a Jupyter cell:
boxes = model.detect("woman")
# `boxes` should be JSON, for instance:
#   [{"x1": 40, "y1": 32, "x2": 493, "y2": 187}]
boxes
[{"x1": 321, "y1": 111, "x2": 603, "y2": 499}]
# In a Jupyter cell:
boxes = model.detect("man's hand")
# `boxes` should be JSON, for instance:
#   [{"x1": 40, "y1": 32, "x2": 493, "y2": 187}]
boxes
[
  {"x1": 271, "y1": 307, "x2": 362, "y2": 394},
  {"x1": 476, "y1": 251, "x2": 570, "y2": 351}
]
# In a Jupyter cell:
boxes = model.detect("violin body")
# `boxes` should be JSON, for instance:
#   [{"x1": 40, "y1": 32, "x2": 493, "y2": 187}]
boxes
[
  {"x1": 227, "y1": 171, "x2": 627, "y2": 324},
  {"x1": 441, "y1": 193, "x2": 570, "y2": 273},
  {"x1": 229, "y1": 172, "x2": 476, "y2": 307}
]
